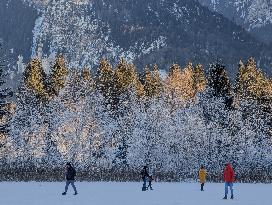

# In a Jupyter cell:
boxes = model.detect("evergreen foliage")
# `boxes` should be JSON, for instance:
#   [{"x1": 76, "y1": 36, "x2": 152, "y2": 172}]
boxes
[
  {"x1": 0, "y1": 43, "x2": 13, "y2": 135},
  {"x1": 24, "y1": 58, "x2": 47, "y2": 99},
  {"x1": 49, "y1": 55, "x2": 68, "y2": 96},
  {"x1": 208, "y1": 62, "x2": 232, "y2": 98},
  {"x1": 4, "y1": 56, "x2": 272, "y2": 182}
]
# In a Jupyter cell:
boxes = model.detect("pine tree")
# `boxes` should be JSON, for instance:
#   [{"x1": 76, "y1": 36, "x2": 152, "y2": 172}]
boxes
[
  {"x1": 264, "y1": 79, "x2": 272, "y2": 98},
  {"x1": 81, "y1": 66, "x2": 95, "y2": 97},
  {"x1": 165, "y1": 63, "x2": 196, "y2": 107},
  {"x1": 11, "y1": 86, "x2": 54, "y2": 168},
  {"x1": 82, "y1": 66, "x2": 92, "y2": 82},
  {"x1": 114, "y1": 58, "x2": 137, "y2": 95},
  {"x1": 49, "y1": 55, "x2": 68, "y2": 96},
  {"x1": 111, "y1": 60, "x2": 139, "y2": 162},
  {"x1": 194, "y1": 64, "x2": 206, "y2": 92},
  {"x1": 96, "y1": 59, "x2": 114, "y2": 99},
  {"x1": 144, "y1": 66, "x2": 154, "y2": 98},
  {"x1": 182, "y1": 63, "x2": 197, "y2": 101},
  {"x1": 208, "y1": 62, "x2": 232, "y2": 97},
  {"x1": 236, "y1": 58, "x2": 267, "y2": 99},
  {"x1": 168, "y1": 63, "x2": 180, "y2": 76},
  {"x1": 24, "y1": 58, "x2": 48, "y2": 99},
  {"x1": 0, "y1": 43, "x2": 13, "y2": 136},
  {"x1": 152, "y1": 64, "x2": 163, "y2": 98},
  {"x1": 143, "y1": 64, "x2": 163, "y2": 99},
  {"x1": 236, "y1": 58, "x2": 271, "y2": 132},
  {"x1": 135, "y1": 78, "x2": 145, "y2": 98},
  {"x1": 165, "y1": 64, "x2": 183, "y2": 111},
  {"x1": 64, "y1": 69, "x2": 83, "y2": 103}
]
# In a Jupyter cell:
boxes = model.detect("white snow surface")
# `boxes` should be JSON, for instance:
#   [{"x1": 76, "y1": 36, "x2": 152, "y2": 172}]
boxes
[{"x1": 0, "y1": 182, "x2": 271, "y2": 205}]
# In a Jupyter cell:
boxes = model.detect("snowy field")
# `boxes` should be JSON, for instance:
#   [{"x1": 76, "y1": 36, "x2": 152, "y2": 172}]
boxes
[{"x1": 0, "y1": 182, "x2": 271, "y2": 205}]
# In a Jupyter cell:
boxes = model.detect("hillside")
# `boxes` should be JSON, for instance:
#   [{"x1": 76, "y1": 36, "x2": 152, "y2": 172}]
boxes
[
  {"x1": 198, "y1": 0, "x2": 272, "y2": 44},
  {"x1": 0, "y1": 0, "x2": 271, "y2": 78}
]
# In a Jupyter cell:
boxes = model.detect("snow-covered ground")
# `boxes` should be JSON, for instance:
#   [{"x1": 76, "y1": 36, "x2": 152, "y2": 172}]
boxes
[{"x1": 0, "y1": 182, "x2": 270, "y2": 205}]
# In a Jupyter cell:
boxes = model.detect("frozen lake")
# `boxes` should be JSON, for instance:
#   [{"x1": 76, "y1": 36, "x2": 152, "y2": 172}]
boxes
[{"x1": 0, "y1": 182, "x2": 271, "y2": 205}]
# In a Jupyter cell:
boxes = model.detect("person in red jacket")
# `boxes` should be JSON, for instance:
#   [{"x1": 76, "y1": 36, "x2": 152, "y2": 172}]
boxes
[{"x1": 223, "y1": 163, "x2": 235, "y2": 199}]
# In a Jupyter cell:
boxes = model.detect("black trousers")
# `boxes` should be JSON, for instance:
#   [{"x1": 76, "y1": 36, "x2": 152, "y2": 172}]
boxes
[
  {"x1": 147, "y1": 181, "x2": 153, "y2": 190},
  {"x1": 201, "y1": 183, "x2": 204, "y2": 191}
]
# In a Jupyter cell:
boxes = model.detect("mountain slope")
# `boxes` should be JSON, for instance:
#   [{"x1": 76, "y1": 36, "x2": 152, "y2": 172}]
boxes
[
  {"x1": 29, "y1": 0, "x2": 272, "y2": 77},
  {"x1": 1, "y1": 0, "x2": 271, "y2": 79},
  {"x1": 0, "y1": 0, "x2": 37, "y2": 59},
  {"x1": 198, "y1": 0, "x2": 272, "y2": 44}
]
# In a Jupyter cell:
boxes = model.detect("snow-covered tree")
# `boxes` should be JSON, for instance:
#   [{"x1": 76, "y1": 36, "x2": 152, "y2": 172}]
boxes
[
  {"x1": 24, "y1": 58, "x2": 48, "y2": 99},
  {"x1": 48, "y1": 55, "x2": 68, "y2": 96},
  {"x1": 0, "y1": 42, "x2": 13, "y2": 165}
]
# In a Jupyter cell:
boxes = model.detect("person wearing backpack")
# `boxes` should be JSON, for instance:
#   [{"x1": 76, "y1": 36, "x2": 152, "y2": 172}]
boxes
[{"x1": 62, "y1": 162, "x2": 78, "y2": 195}]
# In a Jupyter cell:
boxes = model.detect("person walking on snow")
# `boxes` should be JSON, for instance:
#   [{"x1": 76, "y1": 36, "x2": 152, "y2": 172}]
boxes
[
  {"x1": 141, "y1": 166, "x2": 149, "y2": 191},
  {"x1": 199, "y1": 165, "x2": 206, "y2": 191},
  {"x1": 62, "y1": 162, "x2": 78, "y2": 195},
  {"x1": 147, "y1": 175, "x2": 154, "y2": 190},
  {"x1": 223, "y1": 163, "x2": 235, "y2": 199}
]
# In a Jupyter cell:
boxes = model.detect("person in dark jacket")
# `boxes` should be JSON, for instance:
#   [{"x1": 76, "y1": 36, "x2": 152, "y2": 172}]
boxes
[
  {"x1": 141, "y1": 166, "x2": 149, "y2": 191},
  {"x1": 223, "y1": 163, "x2": 235, "y2": 199},
  {"x1": 62, "y1": 162, "x2": 78, "y2": 195},
  {"x1": 147, "y1": 175, "x2": 153, "y2": 190}
]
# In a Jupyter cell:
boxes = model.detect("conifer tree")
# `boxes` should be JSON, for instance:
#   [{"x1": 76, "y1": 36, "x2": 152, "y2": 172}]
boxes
[
  {"x1": 80, "y1": 67, "x2": 95, "y2": 97},
  {"x1": 114, "y1": 58, "x2": 137, "y2": 95},
  {"x1": 165, "y1": 63, "x2": 196, "y2": 107},
  {"x1": 135, "y1": 78, "x2": 145, "y2": 98},
  {"x1": 236, "y1": 58, "x2": 267, "y2": 99},
  {"x1": 82, "y1": 66, "x2": 91, "y2": 82},
  {"x1": 96, "y1": 59, "x2": 114, "y2": 99},
  {"x1": 143, "y1": 64, "x2": 163, "y2": 99},
  {"x1": 64, "y1": 69, "x2": 83, "y2": 102},
  {"x1": 49, "y1": 55, "x2": 68, "y2": 96},
  {"x1": 0, "y1": 43, "x2": 13, "y2": 135},
  {"x1": 264, "y1": 79, "x2": 272, "y2": 98},
  {"x1": 144, "y1": 66, "x2": 154, "y2": 98},
  {"x1": 182, "y1": 63, "x2": 197, "y2": 101},
  {"x1": 110, "y1": 59, "x2": 139, "y2": 166},
  {"x1": 208, "y1": 62, "x2": 231, "y2": 97},
  {"x1": 165, "y1": 64, "x2": 183, "y2": 110},
  {"x1": 152, "y1": 64, "x2": 163, "y2": 98},
  {"x1": 194, "y1": 64, "x2": 206, "y2": 92},
  {"x1": 24, "y1": 58, "x2": 48, "y2": 99},
  {"x1": 168, "y1": 63, "x2": 181, "y2": 76}
]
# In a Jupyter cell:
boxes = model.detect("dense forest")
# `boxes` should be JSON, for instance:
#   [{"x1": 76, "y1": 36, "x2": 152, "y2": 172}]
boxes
[{"x1": 0, "y1": 49, "x2": 272, "y2": 182}]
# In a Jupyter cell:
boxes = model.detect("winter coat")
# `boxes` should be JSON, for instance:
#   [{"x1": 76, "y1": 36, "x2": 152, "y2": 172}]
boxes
[
  {"x1": 148, "y1": 175, "x2": 154, "y2": 182},
  {"x1": 223, "y1": 163, "x2": 235, "y2": 183},
  {"x1": 141, "y1": 168, "x2": 149, "y2": 180},
  {"x1": 199, "y1": 168, "x2": 206, "y2": 183},
  {"x1": 66, "y1": 167, "x2": 76, "y2": 180}
]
